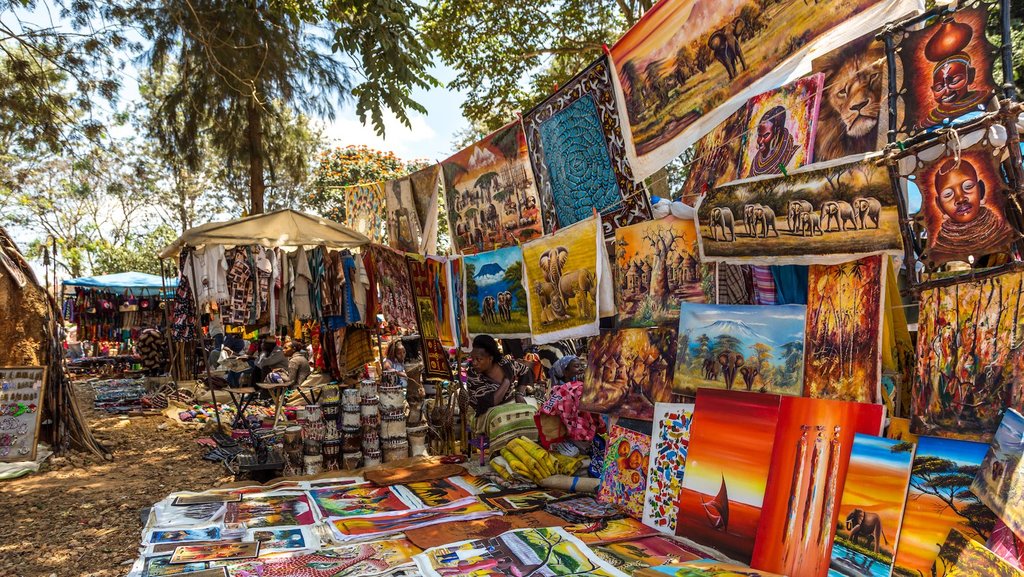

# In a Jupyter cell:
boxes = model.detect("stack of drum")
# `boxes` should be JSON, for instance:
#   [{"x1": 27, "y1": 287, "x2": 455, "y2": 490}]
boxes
[
  {"x1": 301, "y1": 404, "x2": 325, "y2": 475},
  {"x1": 360, "y1": 379, "x2": 382, "y2": 467},
  {"x1": 320, "y1": 385, "x2": 341, "y2": 470},
  {"x1": 379, "y1": 370, "x2": 408, "y2": 463},
  {"x1": 341, "y1": 388, "x2": 362, "y2": 468}
]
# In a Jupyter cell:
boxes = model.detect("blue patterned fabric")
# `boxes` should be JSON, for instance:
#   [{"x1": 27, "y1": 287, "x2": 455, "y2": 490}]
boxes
[{"x1": 538, "y1": 94, "x2": 622, "y2": 226}]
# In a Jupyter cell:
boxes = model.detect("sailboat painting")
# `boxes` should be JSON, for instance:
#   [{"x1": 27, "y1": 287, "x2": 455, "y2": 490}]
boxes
[{"x1": 676, "y1": 389, "x2": 783, "y2": 563}]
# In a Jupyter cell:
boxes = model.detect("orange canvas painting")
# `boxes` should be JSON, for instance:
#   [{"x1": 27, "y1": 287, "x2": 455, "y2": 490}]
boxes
[
  {"x1": 675, "y1": 389, "x2": 782, "y2": 563},
  {"x1": 752, "y1": 398, "x2": 885, "y2": 577}
]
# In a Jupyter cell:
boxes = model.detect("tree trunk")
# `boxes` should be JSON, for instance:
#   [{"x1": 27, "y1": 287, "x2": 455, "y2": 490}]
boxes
[{"x1": 247, "y1": 97, "x2": 266, "y2": 215}]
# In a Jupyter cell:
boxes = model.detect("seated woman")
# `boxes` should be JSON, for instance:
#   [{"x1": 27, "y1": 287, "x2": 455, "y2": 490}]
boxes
[
  {"x1": 466, "y1": 335, "x2": 537, "y2": 453},
  {"x1": 549, "y1": 355, "x2": 582, "y2": 391},
  {"x1": 382, "y1": 340, "x2": 408, "y2": 379}
]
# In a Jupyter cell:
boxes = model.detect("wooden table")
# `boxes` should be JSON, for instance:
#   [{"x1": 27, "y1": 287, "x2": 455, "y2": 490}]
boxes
[{"x1": 256, "y1": 382, "x2": 290, "y2": 428}]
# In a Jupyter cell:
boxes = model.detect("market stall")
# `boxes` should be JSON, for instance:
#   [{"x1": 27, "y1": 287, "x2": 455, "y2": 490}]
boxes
[{"x1": 62, "y1": 272, "x2": 177, "y2": 356}]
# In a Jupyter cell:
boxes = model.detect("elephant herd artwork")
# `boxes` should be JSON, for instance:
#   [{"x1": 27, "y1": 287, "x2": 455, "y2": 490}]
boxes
[
  {"x1": 442, "y1": 122, "x2": 545, "y2": 255},
  {"x1": 610, "y1": 0, "x2": 891, "y2": 172},
  {"x1": 697, "y1": 157, "x2": 902, "y2": 262},
  {"x1": 674, "y1": 303, "x2": 806, "y2": 397},
  {"x1": 463, "y1": 245, "x2": 531, "y2": 338}
]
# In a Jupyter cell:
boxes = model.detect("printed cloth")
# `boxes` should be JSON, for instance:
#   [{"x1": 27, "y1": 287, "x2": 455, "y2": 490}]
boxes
[
  {"x1": 536, "y1": 380, "x2": 601, "y2": 444},
  {"x1": 751, "y1": 266, "x2": 777, "y2": 305},
  {"x1": 224, "y1": 247, "x2": 254, "y2": 325},
  {"x1": 466, "y1": 356, "x2": 533, "y2": 413},
  {"x1": 171, "y1": 273, "x2": 197, "y2": 342}
]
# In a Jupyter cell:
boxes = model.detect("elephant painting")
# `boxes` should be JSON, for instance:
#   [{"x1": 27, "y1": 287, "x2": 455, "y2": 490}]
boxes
[
  {"x1": 702, "y1": 357, "x2": 719, "y2": 381},
  {"x1": 845, "y1": 509, "x2": 887, "y2": 553},
  {"x1": 787, "y1": 200, "x2": 813, "y2": 232},
  {"x1": 821, "y1": 201, "x2": 858, "y2": 232},
  {"x1": 853, "y1": 197, "x2": 882, "y2": 229},
  {"x1": 497, "y1": 291, "x2": 512, "y2": 322},
  {"x1": 481, "y1": 296, "x2": 497, "y2": 325},
  {"x1": 753, "y1": 205, "x2": 778, "y2": 238},
  {"x1": 709, "y1": 207, "x2": 736, "y2": 241},
  {"x1": 708, "y1": 26, "x2": 747, "y2": 80},
  {"x1": 739, "y1": 365, "x2": 759, "y2": 391},
  {"x1": 539, "y1": 246, "x2": 596, "y2": 320},
  {"x1": 534, "y1": 281, "x2": 569, "y2": 324},
  {"x1": 717, "y1": 351, "x2": 745, "y2": 390},
  {"x1": 799, "y1": 211, "x2": 823, "y2": 236},
  {"x1": 744, "y1": 203, "x2": 762, "y2": 237}
]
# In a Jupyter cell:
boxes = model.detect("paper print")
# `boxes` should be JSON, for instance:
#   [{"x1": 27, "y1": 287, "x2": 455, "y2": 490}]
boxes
[
  {"x1": 404, "y1": 511, "x2": 570, "y2": 549},
  {"x1": 988, "y1": 520, "x2": 1024, "y2": 570},
  {"x1": 329, "y1": 499, "x2": 499, "y2": 541},
  {"x1": 675, "y1": 389, "x2": 782, "y2": 563},
  {"x1": 403, "y1": 478, "x2": 475, "y2": 508},
  {"x1": 344, "y1": 183, "x2": 387, "y2": 244},
  {"x1": 308, "y1": 485, "x2": 417, "y2": 518},
  {"x1": 804, "y1": 255, "x2": 885, "y2": 403},
  {"x1": 169, "y1": 542, "x2": 259, "y2": 564},
  {"x1": 593, "y1": 536, "x2": 705, "y2": 573},
  {"x1": 480, "y1": 489, "x2": 568, "y2": 513},
  {"x1": 243, "y1": 526, "x2": 316, "y2": 555},
  {"x1": 636, "y1": 560, "x2": 788, "y2": 577},
  {"x1": 892, "y1": 436, "x2": 998, "y2": 577},
  {"x1": 442, "y1": 122, "x2": 544, "y2": 254},
  {"x1": 462, "y1": 245, "x2": 531, "y2": 338},
  {"x1": 738, "y1": 74, "x2": 823, "y2": 178},
  {"x1": 368, "y1": 245, "x2": 417, "y2": 330},
  {"x1": 171, "y1": 493, "x2": 241, "y2": 507},
  {"x1": 811, "y1": 31, "x2": 887, "y2": 163},
  {"x1": 971, "y1": 410, "x2": 1024, "y2": 542},
  {"x1": 674, "y1": 303, "x2": 806, "y2": 397},
  {"x1": 413, "y1": 527, "x2": 629, "y2": 577},
  {"x1": 597, "y1": 425, "x2": 652, "y2": 518},
  {"x1": 643, "y1": 403, "x2": 696, "y2": 535},
  {"x1": 384, "y1": 176, "x2": 424, "y2": 253},
  {"x1": 912, "y1": 270, "x2": 1024, "y2": 441},
  {"x1": 146, "y1": 525, "x2": 222, "y2": 545},
  {"x1": 223, "y1": 492, "x2": 315, "y2": 528},
  {"x1": 697, "y1": 158, "x2": 902, "y2": 264},
  {"x1": 581, "y1": 327, "x2": 678, "y2": 420},
  {"x1": 217, "y1": 538, "x2": 421, "y2": 577},
  {"x1": 139, "y1": 555, "x2": 213, "y2": 576},
  {"x1": 613, "y1": 216, "x2": 705, "y2": 327},
  {"x1": 545, "y1": 495, "x2": 625, "y2": 523},
  {"x1": 829, "y1": 435, "x2": 916, "y2": 577},
  {"x1": 894, "y1": 7, "x2": 999, "y2": 136},
  {"x1": 680, "y1": 106, "x2": 750, "y2": 201},
  {"x1": 523, "y1": 56, "x2": 650, "y2": 233},
  {"x1": 565, "y1": 517, "x2": 660, "y2": 545},
  {"x1": 522, "y1": 216, "x2": 603, "y2": 344},
  {"x1": 932, "y1": 529, "x2": 1022, "y2": 577}
]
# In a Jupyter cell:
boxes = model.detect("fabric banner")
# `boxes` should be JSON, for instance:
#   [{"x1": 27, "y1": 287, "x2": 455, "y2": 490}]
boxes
[
  {"x1": 442, "y1": 121, "x2": 545, "y2": 254},
  {"x1": 696, "y1": 155, "x2": 903, "y2": 265},
  {"x1": 462, "y1": 245, "x2": 532, "y2": 338},
  {"x1": 367, "y1": 244, "x2": 417, "y2": 330},
  {"x1": 447, "y1": 256, "x2": 470, "y2": 349},
  {"x1": 384, "y1": 176, "x2": 425, "y2": 253},
  {"x1": 410, "y1": 164, "x2": 442, "y2": 252},
  {"x1": 523, "y1": 55, "x2": 651, "y2": 234},
  {"x1": 407, "y1": 257, "x2": 454, "y2": 380},
  {"x1": 344, "y1": 182, "x2": 387, "y2": 244},
  {"x1": 609, "y1": 0, "x2": 921, "y2": 178},
  {"x1": 426, "y1": 256, "x2": 457, "y2": 348}
]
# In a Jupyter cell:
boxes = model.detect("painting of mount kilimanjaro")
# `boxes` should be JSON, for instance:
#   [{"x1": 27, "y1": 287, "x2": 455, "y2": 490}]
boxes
[
  {"x1": 673, "y1": 303, "x2": 806, "y2": 397},
  {"x1": 463, "y1": 245, "x2": 531, "y2": 338}
]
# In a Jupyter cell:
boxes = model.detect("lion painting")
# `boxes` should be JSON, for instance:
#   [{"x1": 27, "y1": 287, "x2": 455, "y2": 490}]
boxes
[{"x1": 812, "y1": 33, "x2": 885, "y2": 162}]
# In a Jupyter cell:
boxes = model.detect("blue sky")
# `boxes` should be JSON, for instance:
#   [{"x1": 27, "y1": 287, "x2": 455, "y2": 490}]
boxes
[
  {"x1": 914, "y1": 436, "x2": 990, "y2": 470},
  {"x1": 850, "y1": 433, "x2": 913, "y2": 470},
  {"x1": 679, "y1": 303, "x2": 807, "y2": 348},
  {"x1": 464, "y1": 245, "x2": 522, "y2": 288}
]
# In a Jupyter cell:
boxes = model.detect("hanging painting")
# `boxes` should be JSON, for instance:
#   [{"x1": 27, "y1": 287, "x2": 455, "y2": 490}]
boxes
[
  {"x1": 384, "y1": 176, "x2": 424, "y2": 253},
  {"x1": 642, "y1": 403, "x2": 695, "y2": 535},
  {"x1": 673, "y1": 303, "x2": 806, "y2": 397},
  {"x1": 912, "y1": 270, "x2": 1024, "y2": 441},
  {"x1": 804, "y1": 255, "x2": 884, "y2": 404},
  {"x1": 738, "y1": 74, "x2": 823, "y2": 179},
  {"x1": 344, "y1": 182, "x2": 387, "y2": 244},
  {"x1": 971, "y1": 409, "x2": 1024, "y2": 541},
  {"x1": 932, "y1": 529, "x2": 1022, "y2": 577},
  {"x1": 810, "y1": 31, "x2": 888, "y2": 163},
  {"x1": 426, "y1": 256, "x2": 456, "y2": 348},
  {"x1": 675, "y1": 389, "x2": 783, "y2": 564},
  {"x1": 462, "y1": 245, "x2": 531, "y2": 338},
  {"x1": 597, "y1": 424, "x2": 652, "y2": 519},
  {"x1": 407, "y1": 257, "x2": 454, "y2": 379},
  {"x1": 752, "y1": 397, "x2": 885, "y2": 577},
  {"x1": 680, "y1": 106, "x2": 750, "y2": 202},
  {"x1": 367, "y1": 245, "x2": 417, "y2": 330},
  {"x1": 409, "y1": 164, "x2": 442, "y2": 253},
  {"x1": 448, "y1": 257, "x2": 470, "y2": 349},
  {"x1": 892, "y1": 5, "x2": 1000, "y2": 137},
  {"x1": 523, "y1": 56, "x2": 650, "y2": 234},
  {"x1": 521, "y1": 216, "x2": 603, "y2": 344},
  {"x1": 829, "y1": 434, "x2": 916, "y2": 577},
  {"x1": 580, "y1": 327, "x2": 678, "y2": 420},
  {"x1": 613, "y1": 216, "x2": 705, "y2": 327},
  {"x1": 608, "y1": 0, "x2": 916, "y2": 177},
  {"x1": 696, "y1": 157, "x2": 902, "y2": 264},
  {"x1": 892, "y1": 123, "x2": 1020, "y2": 270},
  {"x1": 442, "y1": 122, "x2": 545, "y2": 254},
  {"x1": 892, "y1": 436, "x2": 997, "y2": 577}
]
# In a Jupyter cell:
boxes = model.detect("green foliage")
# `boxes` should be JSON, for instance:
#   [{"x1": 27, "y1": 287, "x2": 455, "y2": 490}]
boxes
[
  {"x1": 306, "y1": 145, "x2": 414, "y2": 222},
  {"x1": 502, "y1": 260, "x2": 527, "y2": 306},
  {"x1": 92, "y1": 225, "x2": 178, "y2": 276}
]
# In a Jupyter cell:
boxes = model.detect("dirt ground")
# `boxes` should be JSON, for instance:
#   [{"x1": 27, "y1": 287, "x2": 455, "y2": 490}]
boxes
[{"x1": 0, "y1": 387, "x2": 232, "y2": 577}]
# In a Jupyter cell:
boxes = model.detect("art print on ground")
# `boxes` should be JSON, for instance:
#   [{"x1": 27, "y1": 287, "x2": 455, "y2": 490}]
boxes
[
  {"x1": 673, "y1": 303, "x2": 806, "y2": 397},
  {"x1": 581, "y1": 327, "x2": 678, "y2": 420},
  {"x1": 613, "y1": 216, "x2": 705, "y2": 327},
  {"x1": 697, "y1": 157, "x2": 901, "y2": 263},
  {"x1": 463, "y1": 246, "x2": 531, "y2": 338}
]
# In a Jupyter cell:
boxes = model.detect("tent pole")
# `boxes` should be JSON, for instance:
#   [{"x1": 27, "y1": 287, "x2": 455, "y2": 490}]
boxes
[{"x1": 187, "y1": 246, "x2": 223, "y2": 428}]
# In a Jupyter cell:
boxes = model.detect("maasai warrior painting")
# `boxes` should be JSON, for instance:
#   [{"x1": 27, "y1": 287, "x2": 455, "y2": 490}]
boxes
[
  {"x1": 970, "y1": 410, "x2": 1024, "y2": 541},
  {"x1": 895, "y1": 6, "x2": 999, "y2": 135},
  {"x1": 613, "y1": 216, "x2": 705, "y2": 328},
  {"x1": 739, "y1": 75, "x2": 823, "y2": 178},
  {"x1": 463, "y1": 246, "x2": 531, "y2": 338},
  {"x1": 680, "y1": 105, "x2": 751, "y2": 201},
  {"x1": 442, "y1": 122, "x2": 545, "y2": 254},
  {"x1": 912, "y1": 270, "x2": 1024, "y2": 441},
  {"x1": 581, "y1": 328, "x2": 678, "y2": 420}
]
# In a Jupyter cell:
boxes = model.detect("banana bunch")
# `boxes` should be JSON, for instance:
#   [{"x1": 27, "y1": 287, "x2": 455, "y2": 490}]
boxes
[{"x1": 490, "y1": 437, "x2": 585, "y2": 483}]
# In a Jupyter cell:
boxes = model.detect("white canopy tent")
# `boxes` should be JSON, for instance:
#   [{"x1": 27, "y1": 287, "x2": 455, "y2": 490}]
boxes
[{"x1": 159, "y1": 209, "x2": 371, "y2": 258}]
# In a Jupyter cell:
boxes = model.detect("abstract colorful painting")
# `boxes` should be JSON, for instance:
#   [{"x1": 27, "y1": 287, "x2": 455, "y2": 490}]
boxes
[
  {"x1": 912, "y1": 270, "x2": 1024, "y2": 441},
  {"x1": 308, "y1": 485, "x2": 417, "y2": 518},
  {"x1": 810, "y1": 31, "x2": 887, "y2": 163},
  {"x1": 223, "y1": 492, "x2": 316, "y2": 528},
  {"x1": 593, "y1": 536, "x2": 705, "y2": 573},
  {"x1": 674, "y1": 303, "x2": 806, "y2": 397},
  {"x1": 893, "y1": 436, "x2": 998, "y2": 577},
  {"x1": 829, "y1": 434, "x2": 915, "y2": 577},
  {"x1": 564, "y1": 517, "x2": 659, "y2": 546},
  {"x1": 442, "y1": 122, "x2": 544, "y2": 254},
  {"x1": 696, "y1": 158, "x2": 902, "y2": 263},
  {"x1": 581, "y1": 327, "x2": 678, "y2": 420},
  {"x1": 597, "y1": 425, "x2": 652, "y2": 518},
  {"x1": 894, "y1": 6, "x2": 999, "y2": 136},
  {"x1": 368, "y1": 245, "x2": 417, "y2": 330},
  {"x1": 613, "y1": 216, "x2": 705, "y2": 327},
  {"x1": 218, "y1": 538, "x2": 421, "y2": 577},
  {"x1": 522, "y1": 216, "x2": 603, "y2": 344},
  {"x1": 384, "y1": 176, "x2": 424, "y2": 253},
  {"x1": 932, "y1": 529, "x2": 1022, "y2": 577},
  {"x1": 804, "y1": 255, "x2": 884, "y2": 404},
  {"x1": 894, "y1": 127, "x2": 1019, "y2": 269},
  {"x1": 738, "y1": 74, "x2": 823, "y2": 179},
  {"x1": 643, "y1": 403, "x2": 695, "y2": 535},
  {"x1": 971, "y1": 410, "x2": 1024, "y2": 541},
  {"x1": 524, "y1": 56, "x2": 650, "y2": 233},
  {"x1": 752, "y1": 398, "x2": 885, "y2": 577},
  {"x1": 988, "y1": 520, "x2": 1024, "y2": 570},
  {"x1": 680, "y1": 106, "x2": 750, "y2": 201},
  {"x1": 344, "y1": 182, "x2": 387, "y2": 244},
  {"x1": 675, "y1": 389, "x2": 783, "y2": 563},
  {"x1": 329, "y1": 499, "x2": 499, "y2": 541},
  {"x1": 609, "y1": 0, "x2": 913, "y2": 176},
  {"x1": 637, "y1": 560, "x2": 788, "y2": 577},
  {"x1": 462, "y1": 245, "x2": 531, "y2": 338},
  {"x1": 413, "y1": 527, "x2": 628, "y2": 577}
]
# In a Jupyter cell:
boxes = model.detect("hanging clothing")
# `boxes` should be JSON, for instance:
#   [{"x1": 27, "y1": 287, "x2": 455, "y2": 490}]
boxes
[
  {"x1": 717, "y1": 263, "x2": 754, "y2": 305},
  {"x1": 184, "y1": 245, "x2": 228, "y2": 307},
  {"x1": 171, "y1": 274, "x2": 198, "y2": 342},
  {"x1": 771, "y1": 265, "x2": 809, "y2": 305},
  {"x1": 225, "y1": 247, "x2": 255, "y2": 325},
  {"x1": 308, "y1": 247, "x2": 325, "y2": 323},
  {"x1": 751, "y1": 266, "x2": 777, "y2": 305},
  {"x1": 341, "y1": 252, "x2": 361, "y2": 325}
]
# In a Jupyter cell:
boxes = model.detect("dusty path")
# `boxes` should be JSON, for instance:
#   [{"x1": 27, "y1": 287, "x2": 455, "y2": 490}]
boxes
[{"x1": 0, "y1": 388, "x2": 231, "y2": 577}]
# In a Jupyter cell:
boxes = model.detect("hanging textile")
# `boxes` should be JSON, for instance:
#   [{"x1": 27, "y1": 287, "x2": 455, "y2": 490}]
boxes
[
  {"x1": 406, "y1": 257, "x2": 453, "y2": 380},
  {"x1": 367, "y1": 244, "x2": 417, "y2": 329},
  {"x1": 344, "y1": 182, "x2": 387, "y2": 244},
  {"x1": 224, "y1": 247, "x2": 254, "y2": 326},
  {"x1": 384, "y1": 176, "x2": 426, "y2": 253},
  {"x1": 292, "y1": 247, "x2": 313, "y2": 320},
  {"x1": 425, "y1": 257, "x2": 456, "y2": 347},
  {"x1": 171, "y1": 272, "x2": 197, "y2": 342},
  {"x1": 409, "y1": 164, "x2": 442, "y2": 253},
  {"x1": 462, "y1": 245, "x2": 531, "y2": 339},
  {"x1": 751, "y1": 266, "x2": 777, "y2": 305}
]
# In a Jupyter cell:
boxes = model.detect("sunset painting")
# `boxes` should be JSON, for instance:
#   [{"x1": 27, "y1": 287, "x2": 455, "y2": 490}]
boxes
[{"x1": 675, "y1": 389, "x2": 782, "y2": 563}]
